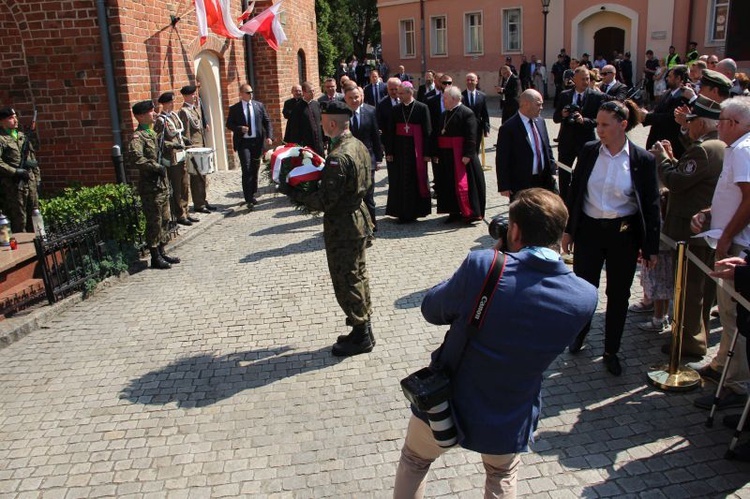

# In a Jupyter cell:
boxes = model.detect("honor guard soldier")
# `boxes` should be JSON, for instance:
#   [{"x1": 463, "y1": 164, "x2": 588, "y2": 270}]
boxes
[
  {"x1": 155, "y1": 92, "x2": 198, "y2": 226},
  {"x1": 286, "y1": 100, "x2": 375, "y2": 356},
  {"x1": 179, "y1": 85, "x2": 214, "y2": 214},
  {"x1": 0, "y1": 107, "x2": 41, "y2": 233},
  {"x1": 128, "y1": 100, "x2": 180, "y2": 269}
]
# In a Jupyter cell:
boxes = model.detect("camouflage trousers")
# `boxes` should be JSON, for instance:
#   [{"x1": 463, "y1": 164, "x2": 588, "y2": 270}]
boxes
[
  {"x1": 324, "y1": 235, "x2": 372, "y2": 326},
  {"x1": 0, "y1": 177, "x2": 38, "y2": 234},
  {"x1": 142, "y1": 190, "x2": 171, "y2": 247}
]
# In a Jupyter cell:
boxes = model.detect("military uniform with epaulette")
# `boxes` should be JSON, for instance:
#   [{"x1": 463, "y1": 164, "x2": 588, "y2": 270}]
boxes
[
  {"x1": 178, "y1": 84, "x2": 212, "y2": 213},
  {"x1": 128, "y1": 99, "x2": 180, "y2": 269},
  {"x1": 292, "y1": 106, "x2": 374, "y2": 356},
  {"x1": 0, "y1": 108, "x2": 40, "y2": 234},
  {"x1": 658, "y1": 126, "x2": 724, "y2": 356}
]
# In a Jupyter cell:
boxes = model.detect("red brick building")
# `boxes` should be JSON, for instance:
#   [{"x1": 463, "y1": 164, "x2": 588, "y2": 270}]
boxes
[{"x1": 0, "y1": 0, "x2": 318, "y2": 191}]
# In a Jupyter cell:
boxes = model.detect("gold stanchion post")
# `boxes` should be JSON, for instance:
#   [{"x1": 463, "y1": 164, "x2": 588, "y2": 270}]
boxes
[
  {"x1": 647, "y1": 241, "x2": 701, "y2": 391},
  {"x1": 481, "y1": 136, "x2": 491, "y2": 171}
]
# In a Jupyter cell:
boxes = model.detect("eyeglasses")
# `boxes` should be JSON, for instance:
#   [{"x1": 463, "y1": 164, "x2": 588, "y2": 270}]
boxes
[
  {"x1": 244, "y1": 90, "x2": 254, "y2": 94},
  {"x1": 441, "y1": 81, "x2": 452, "y2": 85},
  {"x1": 599, "y1": 101, "x2": 628, "y2": 120}
]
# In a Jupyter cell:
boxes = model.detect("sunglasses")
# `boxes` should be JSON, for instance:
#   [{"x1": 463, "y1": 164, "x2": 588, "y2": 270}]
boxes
[
  {"x1": 441, "y1": 81, "x2": 453, "y2": 85},
  {"x1": 600, "y1": 101, "x2": 628, "y2": 120},
  {"x1": 244, "y1": 91, "x2": 254, "y2": 94}
]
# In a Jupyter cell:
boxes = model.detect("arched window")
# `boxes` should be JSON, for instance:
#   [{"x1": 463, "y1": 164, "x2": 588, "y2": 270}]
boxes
[{"x1": 297, "y1": 49, "x2": 307, "y2": 83}]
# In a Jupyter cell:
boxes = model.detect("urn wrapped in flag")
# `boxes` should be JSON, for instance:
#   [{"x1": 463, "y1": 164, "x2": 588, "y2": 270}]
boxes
[{"x1": 264, "y1": 145, "x2": 326, "y2": 214}]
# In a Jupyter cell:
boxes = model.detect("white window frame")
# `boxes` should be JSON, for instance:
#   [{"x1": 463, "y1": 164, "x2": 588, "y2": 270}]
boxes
[
  {"x1": 430, "y1": 15, "x2": 448, "y2": 57},
  {"x1": 464, "y1": 11, "x2": 484, "y2": 56},
  {"x1": 400, "y1": 18, "x2": 416, "y2": 59},
  {"x1": 502, "y1": 7, "x2": 522, "y2": 54},
  {"x1": 705, "y1": 0, "x2": 729, "y2": 47}
]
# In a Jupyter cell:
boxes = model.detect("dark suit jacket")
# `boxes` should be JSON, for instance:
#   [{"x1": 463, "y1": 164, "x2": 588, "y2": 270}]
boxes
[
  {"x1": 461, "y1": 89, "x2": 490, "y2": 136},
  {"x1": 600, "y1": 81, "x2": 628, "y2": 101},
  {"x1": 225, "y1": 99, "x2": 272, "y2": 152},
  {"x1": 565, "y1": 140, "x2": 661, "y2": 258},
  {"x1": 553, "y1": 88, "x2": 607, "y2": 158},
  {"x1": 283, "y1": 99, "x2": 324, "y2": 155},
  {"x1": 495, "y1": 112, "x2": 556, "y2": 193},
  {"x1": 364, "y1": 82, "x2": 386, "y2": 106},
  {"x1": 500, "y1": 74, "x2": 520, "y2": 122},
  {"x1": 395, "y1": 72, "x2": 411, "y2": 82},
  {"x1": 282, "y1": 97, "x2": 300, "y2": 120},
  {"x1": 376, "y1": 95, "x2": 399, "y2": 132},
  {"x1": 644, "y1": 90, "x2": 688, "y2": 158},
  {"x1": 350, "y1": 104, "x2": 383, "y2": 171},
  {"x1": 417, "y1": 84, "x2": 437, "y2": 103},
  {"x1": 427, "y1": 93, "x2": 445, "y2": 152},
  {"x1": 317, "y1": 93, "x2": 344, "y2": 105}
]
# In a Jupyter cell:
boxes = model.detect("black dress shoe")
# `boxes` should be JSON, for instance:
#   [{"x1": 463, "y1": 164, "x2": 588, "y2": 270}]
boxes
[
  {"x1": 196, "y1": 207, "x2": 212, "y2": 214},
  {"x1": 569, "y1": 330, "x2": 587, "y2": 353},
  {"x1": 205, "y1": 203, "x2": 218, "y2": 211},
  {"x1": 603, "y1": 353, "x2": 622, "y2": 376},
  {"x1": 176, "y1": 218, "x2": 193, "y2": 226},
  {"x1": 187, "y1": 216, "x2": 200, "y2": 223},
  {"x1": 251, "y1": 198, "x2": 259, "y2": 205}
]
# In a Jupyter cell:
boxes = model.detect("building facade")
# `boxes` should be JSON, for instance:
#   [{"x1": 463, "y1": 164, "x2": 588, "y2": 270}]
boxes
[
  {"x1": 0, "y1": 0, "x2": 318, "y2": 190},
  {"x1": 377, "y1": 0, "x2": 742, "y2": 93}
]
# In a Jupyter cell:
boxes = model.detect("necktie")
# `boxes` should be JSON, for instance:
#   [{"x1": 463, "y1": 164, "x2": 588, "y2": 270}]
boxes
[
  {"x1": 470, "y1": 92, "x2": 474, "y2": 107},
  {"x1": 529, "y1": 119, "x2": 543, "y2": 174},
  {"x1": 373, "y1": 86, "x2": 377, "y2": 103},
  {"x1": 244, "y1": 102, "x2": 250, "y2": 125},
  {"x1": 352, "y1": 112, "x2": 359, "y2": 132}
]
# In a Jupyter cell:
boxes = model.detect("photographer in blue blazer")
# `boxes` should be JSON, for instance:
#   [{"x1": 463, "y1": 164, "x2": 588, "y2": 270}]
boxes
[{"x1": 394, "y1": 188, "x2": 597, "y2": 499}]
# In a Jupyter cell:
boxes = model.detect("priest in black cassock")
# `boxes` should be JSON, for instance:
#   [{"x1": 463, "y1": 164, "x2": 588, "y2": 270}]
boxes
[
  {"x1": 383, "y1": 81, "x2": 432, "y2": 223},
  {"x1": 432, "y1": 86, "x2": 486, "y2": 223}
]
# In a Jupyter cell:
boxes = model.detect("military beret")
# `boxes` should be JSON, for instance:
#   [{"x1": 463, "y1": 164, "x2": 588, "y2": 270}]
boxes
[
  {"x1": 321, "y1": 100, "x2": 352, "y2": 117},
  {"x1": 180, "y1": 85, "x2": 197, "y2": 95},
  {"x1": 157, "y1": 92, "x2": 175, "y2": 104},
  {"x1": 131, "y1": 100, "x2": 155, "y2": 115},
  {"x1": 701, "y1": 69, "x2": 732, "y2": 91},
  {"x1": 0, "y1": 107, "x2": 16, "y2": 120},
  {"x1": 686, "y1": 95, "x2": 722, "y2": 120}
]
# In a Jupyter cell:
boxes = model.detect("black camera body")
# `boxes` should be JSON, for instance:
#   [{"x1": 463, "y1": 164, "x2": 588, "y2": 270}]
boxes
[
  {"x1": 563, "y1": 103, "x2": 581, "y2": 124},
  {"x1": 400, "y1": 367, "x2": 452, "y2": 411},
  {"x1": 488, "y1": 215, "x2": 509, "y2": 248}
]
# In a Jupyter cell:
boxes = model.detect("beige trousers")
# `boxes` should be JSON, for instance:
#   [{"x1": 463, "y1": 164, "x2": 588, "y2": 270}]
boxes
[{"x1": 393, "y1": 415, "x2": 521, "y2": 499}]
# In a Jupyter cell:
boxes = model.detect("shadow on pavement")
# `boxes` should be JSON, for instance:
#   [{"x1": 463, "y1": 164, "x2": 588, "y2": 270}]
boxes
[
  {"x1": 239, "y1": 234, "x2": 323, "y2": 263},
  {"x1": 119, "y1": 346, "x2": 343, "y2": 408},
  {"x1": 394, "y1": 288, "x2": 432, "y2": 309}
]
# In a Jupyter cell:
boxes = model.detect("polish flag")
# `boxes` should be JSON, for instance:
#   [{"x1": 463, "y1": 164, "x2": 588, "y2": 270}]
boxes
[
  {"x1": 195, "y1": 0, "x2": 245, "y2": 45},
  {"x1": 287, "y1": 163, "x2": 324, "y2": 187},
  {"x1": 240, "y1": 0, "x2": 288, "y2": 51}
]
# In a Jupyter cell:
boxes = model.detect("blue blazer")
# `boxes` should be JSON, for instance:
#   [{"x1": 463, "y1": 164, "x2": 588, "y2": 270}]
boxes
[
  {"x1": 350, "y1": 104, "x2": 383, "y2": 170},
  {"x1": 418, "y1": 250, "x2": 597, "y2": 454},
  {"x1": 364, "y1": 82, "x2": 386, "y2": 106}
]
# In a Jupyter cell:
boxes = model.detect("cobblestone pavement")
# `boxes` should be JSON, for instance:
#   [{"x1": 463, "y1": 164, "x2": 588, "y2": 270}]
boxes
[{"x1": 1, "y1": 105, "x2": 750, "y2": 498}]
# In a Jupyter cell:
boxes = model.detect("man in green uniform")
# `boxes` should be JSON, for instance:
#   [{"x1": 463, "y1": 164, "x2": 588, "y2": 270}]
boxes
[
  {"x1": 287, "y1": 100, "x2": 375, "y2": 356},
  {"x1": 654, "y1": 95, "x2": 724, "y2": 357},
  {"x1": 178, "y1": 85, "x2": 213, "y2": 214},
  {"x1": 0, "y1": 107, "x2": 40, "y2": 233},
  {"x1": 128, "y1": 100, "x2": 181, "y2": 269}
]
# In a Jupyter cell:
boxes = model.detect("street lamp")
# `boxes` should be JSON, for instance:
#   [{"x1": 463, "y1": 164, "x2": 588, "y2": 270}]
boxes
[{"x1": 541, "y1": 0, "x2": 551, "y2": 99}]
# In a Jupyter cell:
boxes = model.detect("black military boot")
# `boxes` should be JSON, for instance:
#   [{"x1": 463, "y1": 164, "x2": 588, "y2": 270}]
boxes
[
  {"x1": 332, "y1": 323, "x2": 374, "y2": 357},
  {"x1": 336, "y1": 322, "x2": 376, "y2": 346},
  {"x1": 158, "y1": 244, "x2": 181, "y2": 264},
  {"x1": 149, "y1": 247, "x2": 171, "y2": 269}
]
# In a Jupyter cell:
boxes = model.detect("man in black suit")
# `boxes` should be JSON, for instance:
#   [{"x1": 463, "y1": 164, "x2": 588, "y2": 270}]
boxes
[
  {"x1": 344, "y1": 84, "x2": 383, "y2": 232},
  {"x1": 317, "y1": 77, "x2": 344, "y2": 105},
  {"x1": 497, "y1": 65, "x2": 520, "y2": 123},
  {"x1": 599, "y1": 65, "x2": 628, "y2": 100},
  {"x1": 637, "y1": 65, "x2": 690, "y2": 159},
  {"x1": 282, "y1": 84, "x2": 302, "y2": 119},
  {"x1": 364, "y1": 70, "x2": 386, "y2": 107},
  {"x1": 225, "y1": 83, "x2": 273, "y2": 207},
  {"x1": 462, "y1": 73, "x2": 490, "y2": 154},
  {"x1": 417, "y1": 70, "x2": 437, "y2": 102},
  {"x1": 496, "y1": 89, "x2": 556, "y2": 200},
  {"x1": 395, "y1": 65, "x2": 411, "y2": 82},
  {"x1": 562, "y1": 100, "x2": 661, "y2": 376},
  {"x1": 376, "y1": 77, "x2": 401, "y2": 132},
  {"x1": 519, "y1": 55, "x2": 532, "y2": 90},
  {"x1": 283, "y1": 81, "x2": 325, "y2": 155},
  {"x1": 553, "y1": 66, "x2": 608, "y2": 201}
]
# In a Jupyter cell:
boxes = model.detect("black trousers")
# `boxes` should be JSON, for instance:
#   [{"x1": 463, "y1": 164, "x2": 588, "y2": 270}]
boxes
[
  {"x1": 573, "y1": 214, "x2": 640, "y2": 355},
  {"x1": 238, "y1": 138, "x2": 263, "y2": 204},
  {"x1": 557, "y1": 150, "x2": 578, "y2": 204}
]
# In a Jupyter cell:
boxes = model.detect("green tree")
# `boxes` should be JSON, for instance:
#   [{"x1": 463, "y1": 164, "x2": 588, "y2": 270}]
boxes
[{"x1": 316, "y1": 0, "x2": 381, "y2": 78}]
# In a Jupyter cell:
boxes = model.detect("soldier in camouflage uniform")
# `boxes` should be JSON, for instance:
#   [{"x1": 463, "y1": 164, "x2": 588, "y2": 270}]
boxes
[
  {"x1": 289, "y1": 100, "x2": 375, "y2": 356},
  {"x1": 128, "y1": 100, "x2": 181, "y2": 270},
  {"x1": 0, "y1": 107, "x2": 40, "y2": 233}
]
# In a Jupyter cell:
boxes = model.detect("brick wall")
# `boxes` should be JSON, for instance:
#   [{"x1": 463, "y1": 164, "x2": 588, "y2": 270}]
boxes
[{"x1": 0, "y1": 0, "x2": 318, "y2": 191}]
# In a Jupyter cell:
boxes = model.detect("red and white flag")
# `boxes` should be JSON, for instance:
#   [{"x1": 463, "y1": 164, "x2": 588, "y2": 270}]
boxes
[
  {"x1": 195, "y1": 0, "x2": 245, "y2": 45},
  {"x1": 240, "y1": 0, "x2": 288, "y2": 51}
]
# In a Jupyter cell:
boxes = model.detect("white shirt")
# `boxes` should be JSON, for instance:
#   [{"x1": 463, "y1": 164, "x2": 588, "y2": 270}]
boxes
[
  {"x1": 710, "y1": 131, "x2": 750, "y2": 246},
  {"x1": 519, "y1": 111, "x2": 542, "y2": 175},
  {"x1": 583, "y1": 142, "x2": 638, "y2": 219}
]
